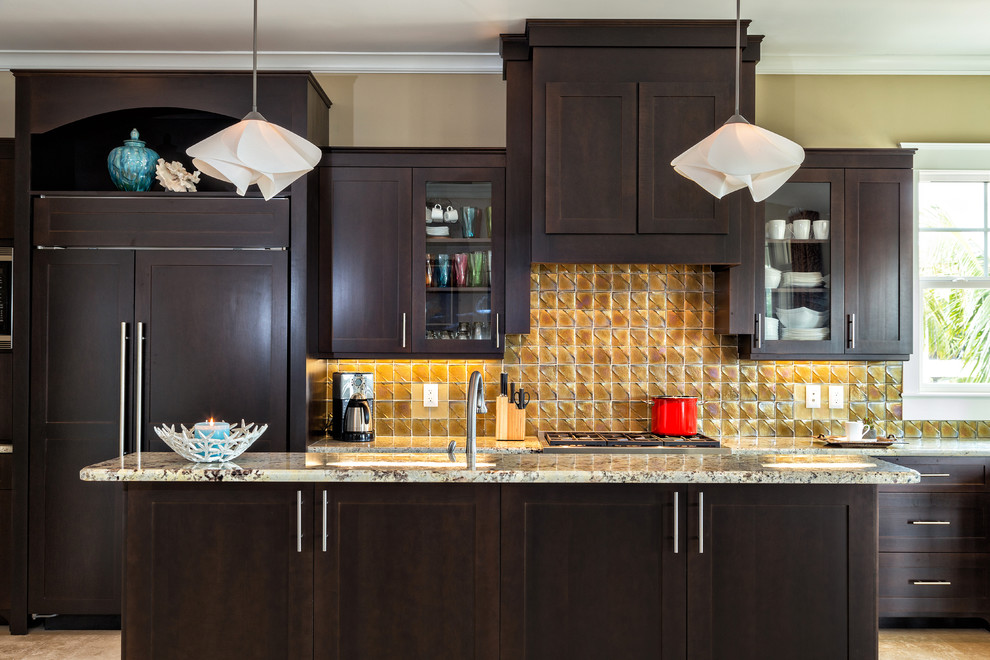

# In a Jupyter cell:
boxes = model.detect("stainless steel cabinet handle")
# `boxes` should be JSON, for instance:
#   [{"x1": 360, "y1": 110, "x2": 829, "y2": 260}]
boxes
[
  {"x1": 754, "y1": 314, "x2": 762, "y2": 349},
  {"x1": 401, "y1": 313, "x2": 407, "y2": 348},
  {"x1": 297, "y1": 490, "x2": 303, "y2": 553},
  {"x1": 848, "y1": 313, "x2": 856, "y2": 350},
  {"x1": 495, "y1": 313, "x2": 500, "y2": 349},
  {"x1": 135, "y1": 322, "x2": 144, "y2": 456},
  {"x1": 911, "y1": 580, "x2": 951, "y2": 586},
  {"x1": 119, "y1": 322, "x2": 128, "y2": 458},
  {"x1": 910, "y1": 520, "x2": 951, "y2": 525},
  {"x1": 698, "y1": 491, "x2": 704, "y2": 554},
  {"x1": 919, "y1": 473, "x2": 951, "y2": 478},
  {"x1": 322, "y1": 490, "x2": 328, "y2": 553},
  {"x1": 673, "y1": 491, "x2": 679, "y2": 554}
]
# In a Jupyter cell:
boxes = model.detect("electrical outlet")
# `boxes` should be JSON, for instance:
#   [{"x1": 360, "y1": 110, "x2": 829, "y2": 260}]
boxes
[
  {"x1": 805, "y1": 384, "x2": 821, "y2": 409},
  {"x1": 828, "y1": 385, "x2": 844, "y2": 409},
  {"x1": 424, "y1": 383, "x2": 439, "y2": 408}
]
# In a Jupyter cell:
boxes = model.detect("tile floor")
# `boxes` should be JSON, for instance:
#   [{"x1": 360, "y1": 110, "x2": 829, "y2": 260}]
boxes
[{"x1": 1, "y1": 628, "x2": 989, "y2": 659}]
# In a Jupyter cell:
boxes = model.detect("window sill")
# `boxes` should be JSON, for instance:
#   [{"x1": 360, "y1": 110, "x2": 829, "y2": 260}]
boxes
[{"x1": 902, "y1": 392, "x2": 990, "y2": 421}]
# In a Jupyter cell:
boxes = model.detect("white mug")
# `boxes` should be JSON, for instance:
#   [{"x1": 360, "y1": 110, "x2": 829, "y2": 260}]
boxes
[
  {"x1": 766, "y1": 219, "x2": 787, "y2": 240},
  {"x1": 792, "y1": 219, "x2": 811, "y2": 240},
  {"x1": 812, "y1": 219, "x2": 830, "y2": 239},
  {"x1": 443, "y1": 205, "x2": 458, "y2": 223},
  {"x1": 844, "y1": 420, "x2": 872, "y2": 440},
  {"x1": 430, "y1": 203, "x2": 444, "y2": 221}
]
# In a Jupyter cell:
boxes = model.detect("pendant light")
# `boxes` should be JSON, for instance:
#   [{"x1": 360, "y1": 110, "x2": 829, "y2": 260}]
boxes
[
  {"x1": 670, "y1": 0, "x2": 804, "y2": 202},
  {"x1": 186, "y1": 0, "x2": 321, "y2": 201}
]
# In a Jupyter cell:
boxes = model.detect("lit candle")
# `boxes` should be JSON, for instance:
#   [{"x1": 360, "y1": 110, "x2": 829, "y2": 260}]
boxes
[{"x1": 193, "y1": 418, "x2": 230, "y2": 440}]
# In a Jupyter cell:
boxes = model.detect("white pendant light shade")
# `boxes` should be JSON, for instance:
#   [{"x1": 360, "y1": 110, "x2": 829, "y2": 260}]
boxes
[
  {"x1": 671, "y1": 115, "x2": 805, "y2": 202},
  {"x1": 188, "y1": 114, "x2": 322, "y2": 201}
]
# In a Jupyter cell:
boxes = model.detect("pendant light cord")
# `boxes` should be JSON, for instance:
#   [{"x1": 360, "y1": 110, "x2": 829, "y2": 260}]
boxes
[
  {"x1": 252, "y1": 0, "x2": 258, "y2": 114},
  {"x1": 734, "y1": 0, "x2": 740, "y2": 116}
]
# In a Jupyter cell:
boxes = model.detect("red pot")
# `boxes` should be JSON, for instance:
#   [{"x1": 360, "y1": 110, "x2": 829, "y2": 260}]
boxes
[{"x1": 650, "y1": 397, "x2": 698, "y2": 436}]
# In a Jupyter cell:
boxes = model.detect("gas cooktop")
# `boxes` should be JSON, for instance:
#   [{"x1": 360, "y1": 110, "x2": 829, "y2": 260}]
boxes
[{"x1": 540, "y1": 432, "x2": 729, "y2": 454}]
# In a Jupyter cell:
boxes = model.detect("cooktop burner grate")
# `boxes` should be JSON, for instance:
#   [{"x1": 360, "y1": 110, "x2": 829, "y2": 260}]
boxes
[{"x1": 543, "y1": 431, "x2": 720, "y2": 448}]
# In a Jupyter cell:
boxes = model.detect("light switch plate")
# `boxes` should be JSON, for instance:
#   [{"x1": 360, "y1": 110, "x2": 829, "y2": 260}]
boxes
[
  {"x1": 828, "y1": 385, "x2": 844, "y2": 409},
  {"x1": 806, "y1": 384, "x2": 821, "y2": 409},
  {"x1": 424, "y1": 383, "x2": 439, "y2": 408}
]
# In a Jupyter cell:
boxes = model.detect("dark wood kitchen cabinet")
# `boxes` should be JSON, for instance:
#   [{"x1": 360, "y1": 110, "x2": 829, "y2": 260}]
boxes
[
  {"x1": 0, "y1": 453, "x2": 11, "y2": 623},
  {"x1": 501, "y1": 483, "x2": 877, "y2": 660},
  {"x1": 30, "y1": 235, "x2": 287, "y2": 615},
  {"x1": 877, "y1": 456, "x2": 990, "y2": 624},
  {"x1": 314, "y1": 484, "x2": 500, "y2": 660},
  {"x1": 725, "y1": 149, "x2": 914, "y2": 360},
  {"x1": 124, "y1": 484, "x2": 314, "y2": 659},
  {"x1": 318, "y1": 149, "x2": 509, "y2": 357},
  {"x1": 0, "y1": 138, "x2": 12, "y2": 239},
  {"x1": 501, "y1": 20, "x2": 759, "y2": 266}
]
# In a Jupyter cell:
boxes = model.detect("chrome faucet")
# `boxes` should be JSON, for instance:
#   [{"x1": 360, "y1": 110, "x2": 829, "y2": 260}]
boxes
[{"x1": 465, "y1": 370, "x2": 487, "y2": 469}]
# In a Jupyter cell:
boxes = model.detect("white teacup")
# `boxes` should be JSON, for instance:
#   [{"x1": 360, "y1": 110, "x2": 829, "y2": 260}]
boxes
[
  {"x1": 813, "y1": 219, "x2": 830, "y2": 239},
  {"x1": 766, "y1": 219, "x2": 787, "y2": 240},
  {"x1": 443, "y1": 205, "x2": 458, "y2": 223},
  {"x1": 430, "y1": 203, "x2": 444, "y2": 221},
  {"x1": 844, "y1": 420, "x2": 872, "y2": 440},
  {"x1": 792, "y1": 219, "x2": 811, "y2": 240}
]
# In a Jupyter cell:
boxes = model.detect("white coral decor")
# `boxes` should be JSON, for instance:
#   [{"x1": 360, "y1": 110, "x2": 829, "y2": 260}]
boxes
[
  {"x1": 155, "y1": 158, "x2": 201, "y2": 192},
  {"x1": 155, "y1": 420, "x2": 267, "y2": 462}
]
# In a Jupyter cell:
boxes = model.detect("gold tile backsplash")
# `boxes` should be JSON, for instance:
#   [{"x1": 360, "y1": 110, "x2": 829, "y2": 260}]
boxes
[{"x1": 310, "y1": 264, "x2": 990, "y2": 440}]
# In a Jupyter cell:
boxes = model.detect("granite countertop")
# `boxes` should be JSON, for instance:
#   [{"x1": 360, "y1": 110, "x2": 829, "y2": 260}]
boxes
[
  {"x1": 308, "y1": 435, "x2": 541, "y2": 454},
  {"x1": 0, "y1": 444, "x2": 11, "y2": 454},
  {"x1": 725, "y1": 436, "x2": 990, "y2": 456},
  {"x1": 80, "y1": 451, "x2": 919, "y2": 485}
]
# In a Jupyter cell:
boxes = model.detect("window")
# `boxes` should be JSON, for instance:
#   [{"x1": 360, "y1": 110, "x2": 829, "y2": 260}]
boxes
[{"x1": 902, "y1": 144, "x2": 990, "y2": 420}]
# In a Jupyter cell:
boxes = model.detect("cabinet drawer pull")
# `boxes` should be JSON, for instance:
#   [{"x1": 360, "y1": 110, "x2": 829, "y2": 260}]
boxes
[
  {"x1": 297, "y1": 490, "x2": 303, "y2": 553},
  {"x1": 673, "y1": 491, "x2": 679, "y2": 554},
  {"x1": 911, "y1": 580, "x2": 951, "y2": 586},
  {"x1": 119, "y1": 322, "x2": 128, "y2": 459},
  {"x1": 754, "y1": 314, "x2": 762, "y2": 349},
  {"x1": 847, "y1": 313, "x2": 856, "y2": 350},
  {"x1": 322, "y1": 489, "x2": 328, "y2": 553},
  {"x1": 135, "y1": 322, "x2": 145, "y2": 457},
  {"x1": 495, "y1": 313, "x2": 500, "y2": 349},
  {"x1": 401, "y1": 313, "x2": 407, "y2": 348},
  {"x1": 919, "y1": 473, "x2": 951, "y2": 478},
  {"x1": 698, "y1": 491, "x2": 704, "y2": 555},
  {"x1": 909, "y1": 520, "x2": 951, "y2": 525}
]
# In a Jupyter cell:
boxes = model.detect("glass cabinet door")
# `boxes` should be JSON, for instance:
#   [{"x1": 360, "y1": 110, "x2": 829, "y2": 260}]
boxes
[
  {"x1": 757, "y1": 169, "x2": 843, "y2": 354},
  {"x1": 412, "y1": 168, "x2": 504, "y2": 354}
]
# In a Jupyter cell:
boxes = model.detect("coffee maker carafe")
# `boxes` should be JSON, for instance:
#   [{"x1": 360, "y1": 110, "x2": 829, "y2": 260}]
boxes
[{"x1": 332, "y1": 372, "x2": 375, "y2": 442}]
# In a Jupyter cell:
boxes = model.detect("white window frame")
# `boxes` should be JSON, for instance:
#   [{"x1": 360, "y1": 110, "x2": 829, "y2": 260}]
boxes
[{"x1": 901, "y1": 143, "x2": 990, "y2": 420}]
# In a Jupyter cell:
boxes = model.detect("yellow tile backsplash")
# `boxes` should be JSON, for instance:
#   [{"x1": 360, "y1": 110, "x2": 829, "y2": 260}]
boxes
[{"x1": 310, "y1": 264, "x2": 990, "y2": 440}]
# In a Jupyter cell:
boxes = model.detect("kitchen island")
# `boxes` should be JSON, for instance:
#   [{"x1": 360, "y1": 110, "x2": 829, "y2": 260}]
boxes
[{"x1": 82, "y1": 452, "x2": 917, "y2": 660}]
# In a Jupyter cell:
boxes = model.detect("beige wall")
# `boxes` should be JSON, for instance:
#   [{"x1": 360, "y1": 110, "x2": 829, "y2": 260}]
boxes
[
  {"x1": 757, "y1": 75, "x2": 990, "y2": 147},
  {"x1": 314, "y1": 73, "x2": 506, "y2": 148},
  {"x1": 0, "y1": 71, "x2": 14, "y2": 137}
]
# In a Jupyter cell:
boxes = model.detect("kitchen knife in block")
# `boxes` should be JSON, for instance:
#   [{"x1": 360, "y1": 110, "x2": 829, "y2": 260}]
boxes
[
  {"x1": 495, "y1": 395, "x2": 510, "y2": 439},
  {"x1": 506, "y1": 405, "x2": 526, "y2": 441}
]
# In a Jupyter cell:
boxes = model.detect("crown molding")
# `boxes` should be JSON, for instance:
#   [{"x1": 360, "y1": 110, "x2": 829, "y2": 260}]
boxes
[
  {"x1": 3, "y1": 49, "x2": 990, "y2": 76},
  {"x1": 758, "y1": 53, "x2": 990, "y2": 75},
  {"x1": 0, "y1": 50, "x2": 504, "y2": 74}
]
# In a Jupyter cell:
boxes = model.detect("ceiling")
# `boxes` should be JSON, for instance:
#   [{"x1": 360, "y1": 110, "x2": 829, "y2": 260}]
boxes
[{"x1": 1, "y1": 0, "x2": 988, "y2": 75}]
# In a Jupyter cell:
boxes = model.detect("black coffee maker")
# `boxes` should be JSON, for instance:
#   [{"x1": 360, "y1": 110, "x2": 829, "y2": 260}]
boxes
[{"x1": 332, "y1": 372, "x2": 375, "y2": 442}]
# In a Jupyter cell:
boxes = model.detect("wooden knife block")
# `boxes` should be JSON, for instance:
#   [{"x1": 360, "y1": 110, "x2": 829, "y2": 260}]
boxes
[{"x1": 495, "y1": 395, "x2": 526, "y2": 441}]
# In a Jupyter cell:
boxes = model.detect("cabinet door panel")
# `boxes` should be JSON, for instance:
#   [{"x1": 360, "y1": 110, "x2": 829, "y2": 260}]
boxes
[
  {"x1": 687, "y1": 485, "x2": 877, "y2": 660},
  {"x1": 501, "y1": 484, "x2": 685, "y2": 660},
  {"x1": 545, "y1": 82, "x2": 637, "y2": 235},
  {"x1": 328, "y1": 167, "x2": 412, "y2": 353},
  {"x1": 879, "y1": 492, "x2": 990, "y2": 553},
  {"x1": 135, "y1": 250, "x2": 287, "y2": 451},
  {"x1": 639, "y1": 82, "x2": 729, "y2": 235},
  {"x1": 844, "y1": 169, "x2": 912, "y2": 356},
  {"x1": 29, "y1": 250, "x2": 132, "y2": 614},
  {"x1": 125, "y1": 484, "x2": 313, "y2": 660},
  {"x1": 316, "y1": 484, "x2": 499, "y2": 660}
]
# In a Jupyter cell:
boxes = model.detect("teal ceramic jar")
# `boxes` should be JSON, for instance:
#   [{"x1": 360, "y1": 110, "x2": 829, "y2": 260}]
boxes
[{"x1": 107, "y1": 128, "x2": 159, "y2": 191}]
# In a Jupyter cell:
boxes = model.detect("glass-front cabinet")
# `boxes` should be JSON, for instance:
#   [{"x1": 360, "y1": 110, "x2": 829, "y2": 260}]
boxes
[
  {"x1": 753, "y1": 169, "x2": 844, "y2": 356},
  {"x1": 412, "y1": 168, "x2": 504, "y2": 354}
]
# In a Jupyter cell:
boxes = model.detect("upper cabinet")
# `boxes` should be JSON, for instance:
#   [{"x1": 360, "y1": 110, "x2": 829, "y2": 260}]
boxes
[
  {"x1": 317, "y1": 149, "x2": 510, "y2": 358},
  {"x1": 0, "y1": 139, "x2": 12, "y2": 239},
  {"x1": 500, "y1": 20, "x2": 761, "y2": 265},
  {"x1": 726, "y1": 149, "x2": 914, "y2": 360}
]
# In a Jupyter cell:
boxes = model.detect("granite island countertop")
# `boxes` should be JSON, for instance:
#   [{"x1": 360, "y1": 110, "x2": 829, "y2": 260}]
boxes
[
  {"x1": 724, "y1": 436, "x2": 990, "y2": 456},
  {"x1": 308, "y1": 435, "x2": 541, "y2": 454},
  {"x1": 0, "y1": 444, "x2": 11, "y2": 454},
  {"x1": 80, "y1": 451, "x2": 919, "y2": 485}
]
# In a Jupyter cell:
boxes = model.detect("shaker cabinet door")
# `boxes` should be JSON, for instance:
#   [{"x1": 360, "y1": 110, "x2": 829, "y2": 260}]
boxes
[
  {"x1": 844, "y1": 168, "x2": 913, "y2": 357},
  {"x1": 326, "y1": 167, "x2": 412, "y2": 353},
  {"x1": 134, "y1": 250, "x2": 288, "y2": 452},
  {"x1": 29, "y1": 250, "x2": 133, "y2": 614}
]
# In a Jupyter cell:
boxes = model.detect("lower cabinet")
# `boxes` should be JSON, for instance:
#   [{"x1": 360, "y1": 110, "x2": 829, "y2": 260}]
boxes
[
  {"x1": 124, "y1": 484, "x2": 314, "y2": 660},
  {"x1": 124, "y1": 482, "x2": 877, "y2": 659},
  {"x1": 0, "y1": 453, "x2": 11, "y2": 623},
  {"x1": 877, "y1": 456, "x2": 990, "y2": 623}
]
